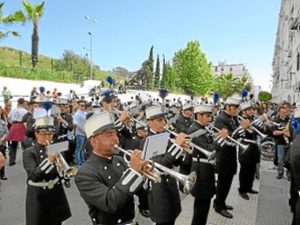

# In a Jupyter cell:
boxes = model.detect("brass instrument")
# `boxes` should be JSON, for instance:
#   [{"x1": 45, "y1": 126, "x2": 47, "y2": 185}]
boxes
[
  {"x1": 55, "y1": 153, "x2": 78, "y2": 179},
  {"x1": 166, "y1": 129, "x2": 215, "y2": 161},
  {"x1": 278, "y1": 121, "x2": 290, "y2": 145},
  {"x1": 111, "y1": 108, "x2": 147, "y2": 128},
  {"x1": 206, "y1": 124, "x2": 249, "y2": 151},
  {"x1": 237, "y1": 115, "x2": 267, "y2": 140},
  {"x1": 46, "y1": 141, "x2": 78, "y2": 179},
  {"x1": 115, "y1": 145, "x2": 197, "y2": 194}
]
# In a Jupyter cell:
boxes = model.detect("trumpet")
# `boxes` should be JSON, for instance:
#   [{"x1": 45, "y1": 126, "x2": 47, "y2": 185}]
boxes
[
  {"x1": 115, "y1": 145, "x2": 197, "y2": 194},
  {"x1": 166, "y1": 129, "x2": 215, "y2": 161},
  {"x1": 46, "y1": 140, "x2": 78, "y2": 179},
  {"x1": 55, "y1": 153, "x2": 78, "y2": 179},
  {"x1": 206, "y1": 124, "x2": 249, "y2": 151},
  {"x1": 237, "y1": 115, "x2": 267, "y2": 140},
  {"x1": 111, "y1": 108, "x2": 147, "y2": 128}
]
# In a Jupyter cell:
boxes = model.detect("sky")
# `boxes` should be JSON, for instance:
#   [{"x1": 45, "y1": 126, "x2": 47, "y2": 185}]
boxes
[{"x1": 0, "y1": 0, "x2": 281, "y2": 91}]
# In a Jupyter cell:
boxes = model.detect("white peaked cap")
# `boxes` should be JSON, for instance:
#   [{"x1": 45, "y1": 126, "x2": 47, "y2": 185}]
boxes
[
  {"x1": 239, "y1": 102, "x2": 253, "y2": 111},
  {"x1": 194, "y1": 104, "x2": 214, "y2": 114},
  {"x1": 145, "y1": 105, "x2": 165, "y2": 120},
  {"x1": 84, "y1": 111, "x2": 116, "y2": 139}
]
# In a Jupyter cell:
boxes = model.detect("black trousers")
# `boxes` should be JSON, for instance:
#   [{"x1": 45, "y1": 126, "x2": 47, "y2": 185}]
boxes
[
  {"x1": 9, "y1": 141, "x2": 18, "y2": 165},
  {"x1": 239, "y1": 162, "x2": 256, "y2": 193},
  {"x1": 191, "y1": 198, "x2": 211, "y2": 225},
  {"x1": 214, "y1": 173, "x2": 234, "y2": 210}
]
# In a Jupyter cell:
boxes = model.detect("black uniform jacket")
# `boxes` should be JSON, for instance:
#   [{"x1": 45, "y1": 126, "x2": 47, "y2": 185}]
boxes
[
  {"x1": 214, "y1": 110, "x2": 239, "y2": 175},
  {"x1": 23, "y1": 144, "x2": 71, "y2": 225},
  {"x1": 75, "y1": 152, "x2": 137, "y2": 225},
  {"x1": 238, "y1": 116, "x2": 260, "y2": 164},
  {"x1": 187, "y1": 122, "x2": 216, "y2": 199},
  {"x1": 140, "y1": 130, "x2": 182, "y2": 224},
  {"x1": 175, "y1": 113, "x2": 194, "y2": 133}
]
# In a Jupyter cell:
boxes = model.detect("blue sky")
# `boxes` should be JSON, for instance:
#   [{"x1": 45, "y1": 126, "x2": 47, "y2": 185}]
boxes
[{"x1": 0, "y1": 0, "x2": 281, "y2": 91}]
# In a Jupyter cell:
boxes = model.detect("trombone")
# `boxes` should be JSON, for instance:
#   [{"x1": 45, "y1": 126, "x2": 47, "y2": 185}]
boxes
[
  {"x1": 237, "y1": 115, "x2": 267, "y2": 140},
  {"x1": 206, "y1": 124, "x2": 249, "y2": 151},
  {"x1": 115, "y1": 145, "x2": 197, "y2": 194}
]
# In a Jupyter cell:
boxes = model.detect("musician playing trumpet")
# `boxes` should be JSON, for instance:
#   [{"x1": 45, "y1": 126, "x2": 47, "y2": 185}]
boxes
[
  {"x1": 75, "y1": 111, "x2": 150, "y2": 225},
  {"x1": 187, "y1": 104, "x2": 228, "y2": 225},
  {"x1": 142, "y1": 105, "x2": 188, "y2": 225},
  {"x1": 237, "y1": 102, "x2": 260, "y2": 201},
  {"x1": 23, "y1": 115, "x2": 71, "y2": 225},
  {"x1": 213, "y1": 95, "x2": 250, "y2": 219}
]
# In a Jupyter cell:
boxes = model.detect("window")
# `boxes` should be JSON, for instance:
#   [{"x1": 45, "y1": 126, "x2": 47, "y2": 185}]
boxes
[{"x1": 297, "y1": 53, "x2": 300, "y2": 71}]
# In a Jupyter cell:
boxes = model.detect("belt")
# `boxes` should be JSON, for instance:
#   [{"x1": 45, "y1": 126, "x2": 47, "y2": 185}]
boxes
[
  {"x1": 192, "y1": 157, "x2": 215, "y2": 164},
  {"x1": 12, "y1": 121, "x2": 22, "y2": 124},
  {"x1": 28, "y1": 177, "x2": 60, "y2": 189}
]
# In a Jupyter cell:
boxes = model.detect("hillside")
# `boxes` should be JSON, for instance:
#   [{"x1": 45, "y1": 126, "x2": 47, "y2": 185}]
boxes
[{"x1": 0, "y1": 46, "x2": 122, "y2": 84}]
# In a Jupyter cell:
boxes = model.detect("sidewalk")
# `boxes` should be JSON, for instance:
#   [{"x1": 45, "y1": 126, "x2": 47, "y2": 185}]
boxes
[{"x1": 175, "y1": 160, "x2": 292, "y2": 225}]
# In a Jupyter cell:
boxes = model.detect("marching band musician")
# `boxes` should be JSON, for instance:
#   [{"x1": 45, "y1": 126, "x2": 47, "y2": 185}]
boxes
[
  {"x1": 143, "y1": 105, "x2": 188, "y2": 225},
  {"x1": 271, "y1": 104, "x2": 291, "y2": 179},
  {"x1": 75, "y1": 111, "x2": 148, "y2": 225},
  {"x1": 23, "y1": 115, "x2": 71, "y2": 225},
  {"x1": 176, "y1": 102, "x2": 194, "y2": 181},
  {"x1": 188, "y1": 104, "x2": 228, "y2": 225},
  {"x1": 213, "y1": 95, "x2": 250, "y2": 219},
  {"x1": 237, "y1": 102, "x2": 260, "y2": 200},
  {"x1": 100, "y1": 89, "x2": 133, "y2": 149}
]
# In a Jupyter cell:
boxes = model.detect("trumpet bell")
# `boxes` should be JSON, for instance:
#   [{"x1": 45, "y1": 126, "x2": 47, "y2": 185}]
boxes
[
  {"x1": 183, "y1": 171, "x2": 197, "y2": 194},
  {"x1": 63, "y1": 166, "x2": 78, "y2": 178}
]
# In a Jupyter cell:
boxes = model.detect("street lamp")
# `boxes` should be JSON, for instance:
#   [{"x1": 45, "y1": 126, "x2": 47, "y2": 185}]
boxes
[
  {"x1": 88, "y1": 32, "x2": 93, "y2": 80},
  {"x1": 84, "y1": 16, "x2": 97, "y2": 80}
]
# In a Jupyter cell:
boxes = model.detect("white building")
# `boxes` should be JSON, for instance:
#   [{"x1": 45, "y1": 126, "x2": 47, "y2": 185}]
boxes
[{"x1": 272, "y1": 0, "x2": 300, "y2": 104}]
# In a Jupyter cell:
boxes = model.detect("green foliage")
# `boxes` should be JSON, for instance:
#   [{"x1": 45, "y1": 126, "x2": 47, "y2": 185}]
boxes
[
  {"x1": 213, "y1": 73, "x2": 249, "y2": 99},
  {"x1": 0, "y1": 47, "x2": 121, "y2": 84},
  {"x1": 154, "y1": 55, "x2": 160, "y2": 88},
  {"x1": 0, "y1": 1, "x2": 25, "y2": 39},
  {"x1": 160, "y1": 55, "x2": 166, "y2": 87},
  {"x1": 258, "y1": 91, "x2": 272, "y2": 102},
  {"x1": 22, "y1": 0, "x2": 45, "y2": 68},
  {"x1": 146, "y1": 46, "x2": 154, "y2": 89},
  {"x1": 173, "y1": 41, "x2": 213, "y2": 96}
]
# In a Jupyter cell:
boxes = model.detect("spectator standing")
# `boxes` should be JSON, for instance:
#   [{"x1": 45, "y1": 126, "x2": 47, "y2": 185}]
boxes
[
  {"x1": 7, "y1": 98, "x2": 28, "y2": 166},
  {"x1": 1, "y1": 86, "x2": 12, "y2": 103}
]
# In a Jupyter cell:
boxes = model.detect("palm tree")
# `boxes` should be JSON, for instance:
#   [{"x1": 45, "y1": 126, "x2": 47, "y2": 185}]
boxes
[
  {"x1": 0, "y1": 1, "x2": 25, "y2": 39},
  {"x1": 214, "y1": 73, "x2": 249, "y2": 99},
  {"x1": 22, "y1": 0, "x2": 45, "y2": 68}
]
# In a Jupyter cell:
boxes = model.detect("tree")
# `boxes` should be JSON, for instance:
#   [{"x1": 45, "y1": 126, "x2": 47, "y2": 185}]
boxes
[
  {"x1": 161, "y1": 55, "x2": 166, "y2": 87},
  {"x1": 213, "y1": 73, "x2": 249, "y2": 99},
  {"x1": 146, "y1": 45, "x2": 154, "y2": 89},
  {"x1": 258, "y1": 91, "x2": 272, "y2": 102},
  {"x1": 22, "y1": 0, "x2": 45, "y2": 68},
  {"x1": 0, "y1": 1, "x2": 25, "y2": 39},
  {"x1": 154, "y1": 55, "x2": 160, "y2": 88},
  {"x1": 164, "y1": 62, "x2": 176, "y2": 91},
  {"x1": 173, "y1": 41, "x2": 214, "y2": 96}
]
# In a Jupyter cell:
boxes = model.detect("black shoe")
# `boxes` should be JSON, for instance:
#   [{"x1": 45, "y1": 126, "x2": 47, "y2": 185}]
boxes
[
  {"x1": 1, "y1": 177, "x2": 8, "y2": 180},
  {"x1": 276, "y1": 175, "x2": 283, "y2": 179},
  {"x1": 139, "y1": 209, "x2": 150, "y2": 218},
  {"x1": 239, "y1": 192, "x2": 250, "y2": 200},
  {"x1": 215, "y1": 209, "x2": 233, "y2": 219},
  {"x1": 225, "y1": 204, "x2": 233, "y2": 210},
  {"x1": 248, "y1": 189, "x2": 258, "y2": 194}
]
